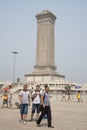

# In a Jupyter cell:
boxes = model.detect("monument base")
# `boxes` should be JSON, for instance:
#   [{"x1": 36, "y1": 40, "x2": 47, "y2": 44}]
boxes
[{"x1": 25, "y1": 73, "x2": 65, "y2": 84}]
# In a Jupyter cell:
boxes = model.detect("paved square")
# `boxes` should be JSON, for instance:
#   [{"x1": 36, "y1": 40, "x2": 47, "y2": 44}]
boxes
[{"x1": 0, "y1": 95, "x2": 87, "y2": 130}]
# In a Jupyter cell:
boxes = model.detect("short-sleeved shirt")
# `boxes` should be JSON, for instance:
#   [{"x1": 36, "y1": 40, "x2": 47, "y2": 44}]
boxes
[
  {"x1": 19, "y1": 90, "x2": 30, "y2": 104},
  {"x1": 8, "y1": 89, "x2": 13, "y2": 99},
  {"x1": 3, "y1": 91, "x2": 8, "y2": 100},
  {"x1": 32, "y1": 91, "x2": 40, "y2": 104},
  {"x1": 41, "y1": 92, "x2": 50, "y2": 106},
  {"x1": 77, "y1": 93, "x2": 81, "y2": 99},
  {"x1": 62, "y1": 93, "x2": 65, "y2": 97}
]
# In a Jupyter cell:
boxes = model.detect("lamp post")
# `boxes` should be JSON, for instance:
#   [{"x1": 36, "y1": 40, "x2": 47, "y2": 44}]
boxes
[{"x1": 12, "y1": 51, "x2": 18, "y2": 83}]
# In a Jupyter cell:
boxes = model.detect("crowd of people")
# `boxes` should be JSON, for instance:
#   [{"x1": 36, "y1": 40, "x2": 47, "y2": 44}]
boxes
[
  {"x1": 61, "y1": 90, "x2": 83, "y2": 102},
  {"x1": 0, "y1": 84, "x2": 83, "y2": 128}
]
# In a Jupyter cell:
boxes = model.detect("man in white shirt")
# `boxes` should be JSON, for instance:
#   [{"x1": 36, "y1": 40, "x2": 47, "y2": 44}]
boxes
[
  {"x1": 19, "y1": 84, "x2": 30, "y2": 123},
  {"x1": 31, "y1": 85, "x2": 41, "y2": 121}
]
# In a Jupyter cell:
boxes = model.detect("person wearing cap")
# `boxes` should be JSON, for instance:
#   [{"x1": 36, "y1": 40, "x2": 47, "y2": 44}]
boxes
[{"x1": 36, "y1": 85, "x2": 54, "y2": 128}]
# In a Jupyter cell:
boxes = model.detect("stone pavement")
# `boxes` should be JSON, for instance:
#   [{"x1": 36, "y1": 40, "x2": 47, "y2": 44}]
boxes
[{"x1": 0, "y1": 95, "x2": 87, "y2": 130}]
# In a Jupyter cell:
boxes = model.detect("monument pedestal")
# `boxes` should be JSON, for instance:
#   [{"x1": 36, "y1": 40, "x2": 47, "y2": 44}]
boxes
[{"x1": 25, "y1": 73, "x2": 65, "y2": 84}]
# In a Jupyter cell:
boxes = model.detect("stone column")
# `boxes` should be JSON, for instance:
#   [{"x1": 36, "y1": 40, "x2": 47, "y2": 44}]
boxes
[{"x1": 33, "y1": 10, "x2": 57, "y2": 74}]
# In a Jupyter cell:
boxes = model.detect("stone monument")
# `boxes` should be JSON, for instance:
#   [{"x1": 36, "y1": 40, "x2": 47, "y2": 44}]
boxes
[{"x1": 25, "y1": 10, "x2": 65, "y2": 83}]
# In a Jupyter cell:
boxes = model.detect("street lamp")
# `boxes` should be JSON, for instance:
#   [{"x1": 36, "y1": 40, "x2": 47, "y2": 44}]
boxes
[{"x1": 12, "y1": 51, "x2": 18, "y2": 83}]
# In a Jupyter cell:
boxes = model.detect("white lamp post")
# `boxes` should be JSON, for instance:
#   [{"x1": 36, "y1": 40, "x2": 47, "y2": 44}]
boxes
[{"x1": 12, "y1": 51, "x2": 18, "y2": 83}]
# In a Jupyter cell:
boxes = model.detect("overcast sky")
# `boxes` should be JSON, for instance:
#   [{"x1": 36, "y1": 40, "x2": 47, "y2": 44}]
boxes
[{"x1": 0, "y1": 0, "x2": 87, "y2": 84}]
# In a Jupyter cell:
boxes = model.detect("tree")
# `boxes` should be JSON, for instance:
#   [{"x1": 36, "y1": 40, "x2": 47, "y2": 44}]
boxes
[{"x1": 65, "y1": 85, "x2": 71, "y2": 95}]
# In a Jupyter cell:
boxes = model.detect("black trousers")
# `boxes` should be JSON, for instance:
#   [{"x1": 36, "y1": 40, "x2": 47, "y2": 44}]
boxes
[{"x1": 37, "y1": 106, "x2": 52, "y2": 127}]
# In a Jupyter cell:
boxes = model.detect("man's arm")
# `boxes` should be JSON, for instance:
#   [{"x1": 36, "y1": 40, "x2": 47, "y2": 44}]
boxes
[
  {"x1": 28, "y1": 95, "x2": 30, "y2": 106},
  {"x1": 41, "y1": 94, "x2": 45, "y2": 108},
  {"x1": 18, "y1": 95, "x2": 23, "y2": 103}
]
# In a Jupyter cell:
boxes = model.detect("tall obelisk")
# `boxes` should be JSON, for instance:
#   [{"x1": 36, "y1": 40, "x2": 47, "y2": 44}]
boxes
[
  {"x1": 33, "y1": 10, "x2": 57, "y2": 74},
  {"x1": 25, "y1": 10, "x2": 65, "y2": 83}
]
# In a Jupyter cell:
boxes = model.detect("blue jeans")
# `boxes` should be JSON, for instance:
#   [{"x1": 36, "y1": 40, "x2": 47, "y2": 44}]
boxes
[
  {"x1": 32, "y1": 103, "x2": 40, "y2": 113},
  {"x1": 20, "y1": 104, "x2": 28, "y2": 114}
]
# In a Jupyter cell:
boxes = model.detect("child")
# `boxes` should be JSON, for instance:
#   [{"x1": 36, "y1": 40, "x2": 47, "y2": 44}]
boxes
[
  {"x1": 2, "y1": 90, "x2": 8, "y2": 108},
  {"x1": 77, "y1": 91, "x2": 82, "y2": 102}
]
